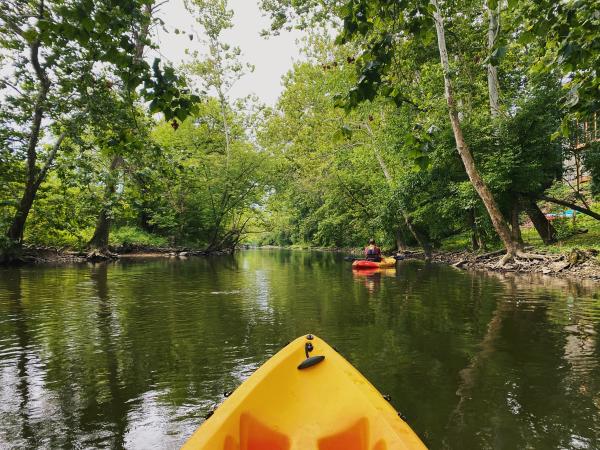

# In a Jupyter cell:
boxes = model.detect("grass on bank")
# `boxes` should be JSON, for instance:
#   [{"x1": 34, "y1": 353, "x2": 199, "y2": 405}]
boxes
[
  {"x1": 440, "y1": 206, "x2": 600, "y2": 255},
  {"x1": 109, "y1": 226, "x2": 169, "y2": 248},
  {"x1": 20, "y1": 226, "x2": 168, "y2": 251}
]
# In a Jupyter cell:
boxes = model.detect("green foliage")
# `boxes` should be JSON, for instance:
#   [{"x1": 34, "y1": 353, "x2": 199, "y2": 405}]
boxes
[
  {"x1": 583, "y1": 142, "x2": 600, "y2": 196},
  {"x1": 516, "y1": 0, "x2": 600, "y2": 116},
  {"x1": 256, "y1": 1, "x2": 599, "y2": 252},
  {"x1": 259, "y1": 0, "x2": 342, "y2": 34},
  {"x1": 150, "y1": 99, "x2": 271, "y2": 249},
  {"x1": 23, "y1": 173, "x2": 98, "y2": 249},
  {"x1": 0, "y1": 0, "x2": 201, "y2": 248},
  {"x1": 1, "y1": 0, "x2": 599, "y2": 258},
  {"x1": 110, "y1": 226, "x2": 168, "y2": 248}
]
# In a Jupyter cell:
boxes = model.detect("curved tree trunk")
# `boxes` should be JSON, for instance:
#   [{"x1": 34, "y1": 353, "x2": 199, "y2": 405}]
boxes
[
  {"x1": 431, "y1": 0, "x2": 519, "y2": 260},
  {"x1": 537, "y1": 194, "x2": 600, "y2": 221},
  {"x1": 522, "y1": 198, "x2": 557, "y2": 244},
  {"x1": 6, "y1": 22, "x2": 52, "y2": 243}
]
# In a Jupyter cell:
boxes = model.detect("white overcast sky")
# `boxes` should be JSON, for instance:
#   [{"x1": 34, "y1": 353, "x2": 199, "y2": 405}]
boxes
[{"x1": 152, "y1": 0, "x2": 306, "y2": 106}]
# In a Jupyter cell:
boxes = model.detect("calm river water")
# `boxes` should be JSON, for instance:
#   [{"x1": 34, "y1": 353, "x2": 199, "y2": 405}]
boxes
[{"x1": 0, "y1": 249, "x2": 599, "y2": 449}]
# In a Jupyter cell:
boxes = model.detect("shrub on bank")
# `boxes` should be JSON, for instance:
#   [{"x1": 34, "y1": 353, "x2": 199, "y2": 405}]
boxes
[
  {"x1": 18, "y1": 225, "x2": 168, "y2": 251},
  {"x1": 109, "y1": 226, "x2": 168, "y2": 248}
]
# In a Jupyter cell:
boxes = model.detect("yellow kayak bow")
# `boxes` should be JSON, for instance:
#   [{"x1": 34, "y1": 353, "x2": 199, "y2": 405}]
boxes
[{"x1": 182, "y1": 335, "x2": 427, "y2": 450}]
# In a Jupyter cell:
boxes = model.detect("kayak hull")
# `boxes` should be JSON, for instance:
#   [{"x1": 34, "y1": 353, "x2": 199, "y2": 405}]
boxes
[
  {"x1": 352, "y1": 257, "x2": 396, "y2": 269},
  {"x1": 182, "y1": 335, "x2": 426, "y2": 450}
]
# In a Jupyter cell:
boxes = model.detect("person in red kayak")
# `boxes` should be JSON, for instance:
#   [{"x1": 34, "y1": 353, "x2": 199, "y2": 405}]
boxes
[{"x1": 364, "y1": 238, "x2": 382, "y2": 262}]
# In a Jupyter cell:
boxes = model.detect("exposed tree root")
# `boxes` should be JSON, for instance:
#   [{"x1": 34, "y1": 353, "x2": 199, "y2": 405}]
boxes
[
  {"x1": 429, "y1": 248, "x2": 600, "y2": 281},
  {"x1": 497, "y1": 250, "x2": 549, "y2": 267},
  {"x1": 497, "y1": 252, "x2": 513, "y2": 267}
]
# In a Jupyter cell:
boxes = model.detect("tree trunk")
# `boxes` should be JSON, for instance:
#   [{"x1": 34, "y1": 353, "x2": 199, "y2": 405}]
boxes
[
  {"x1": 485, "y1": 0, "x2": 501, "y2": 117},
  {"x1": 467, "y1": 208, "x2": 482, "y2": 250},
  {"x1": 537, "y1": 194, "x2": 600, "y2": 221},
  {"x1": 88, "y1": 156, "x2": 122, "y2": 250},
  {"x1": 6, "y1": 34, "x2": 50, "y2": 243},
  {"x1": 430, "y1": 0, "x2": 519, "y2": 259},
  {"x1": 88, "y1": 3, "x2": 154, "y2": 249},
  {"x1": 523, "y1": 198, "x2": 557, "y2": 244},
  {"x1": 396, "y1": 227, "x2": 408, "y2": 252},
  {"x1": 7, "y1": 131, "x2": 65, "y2": 243},
  {"x1": 510, "y1": 201, "x2": 523, "y2": 245},
  {"x1": 7, "y1": 183, "x2": 38, "y2": 243},
  {"x1": 89, "y1": 208, "x2": 113, "y2": 251},
  {"x1": 404, "y1": 216, "x2": 432, "y2": 259}
]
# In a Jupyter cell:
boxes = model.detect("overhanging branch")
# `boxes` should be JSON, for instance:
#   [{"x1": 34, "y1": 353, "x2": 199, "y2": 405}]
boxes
[{"x1": 536, "y1": 194, "x2": 600, "y2": 221}]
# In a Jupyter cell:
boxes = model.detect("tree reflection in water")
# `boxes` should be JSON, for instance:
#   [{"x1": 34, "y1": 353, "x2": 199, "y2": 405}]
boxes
[{"x1": 0, "y1": 252, "x2": 598, "y2": 448}]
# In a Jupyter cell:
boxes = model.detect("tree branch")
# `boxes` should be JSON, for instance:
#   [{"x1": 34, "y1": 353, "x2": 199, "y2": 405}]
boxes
[
  {"x1": 562, "y1": 176, "x2": 591, "y2": 209},
  {"x1": 537, "y1": 194, "x2": 600, "y2": 221},
  {"x1": 34, "y1": 131, "x2": 66, "y2": 189},
  {"x1": 151, "y1": 0, "x2": 169, "y2": 13}
]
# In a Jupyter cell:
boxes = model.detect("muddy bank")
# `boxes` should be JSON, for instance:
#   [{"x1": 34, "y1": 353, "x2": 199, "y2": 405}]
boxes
[
  {"x1": 0, "y1": 244, "x2": 230, "y2": 265},
  {"x1": 397, "y1": 248, "x2": 600, "y2": 282}
]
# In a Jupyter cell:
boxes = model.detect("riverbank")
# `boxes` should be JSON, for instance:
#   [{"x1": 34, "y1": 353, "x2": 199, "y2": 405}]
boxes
[
  {"x1": 258, "y1": 244, "x2": 600, "y2": 282},
  {"x1": 428, "y1": 218, "x2": 600, "y2": 281},
  {"x1": 392, "y1": 248, "x2": 600, "y2": 282},
  {"x1": 3, "y1": 242, "x2": 600, "y2": 283},
  {"x1": 0, "y1": 244, "x2": 230, "y2": 265},
  {"x1": 260, "y1": 243, "x2": 600, "y2": 282}
]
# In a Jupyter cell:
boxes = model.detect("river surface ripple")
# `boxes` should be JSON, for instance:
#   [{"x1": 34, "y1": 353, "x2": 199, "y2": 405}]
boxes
[{"x1": 0, "y1": 250, "x2": 599, "y2": 449}]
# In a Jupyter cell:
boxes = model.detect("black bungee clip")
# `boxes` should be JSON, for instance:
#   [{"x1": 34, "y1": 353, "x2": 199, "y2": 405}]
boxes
[{"x1": 297, "y1": 334, "x2": 325, "y2": 370}]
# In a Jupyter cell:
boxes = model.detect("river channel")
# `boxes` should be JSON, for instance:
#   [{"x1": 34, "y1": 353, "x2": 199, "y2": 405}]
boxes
[{"x1": 0, "y1": 249, "x2": 599, "y2": 449}]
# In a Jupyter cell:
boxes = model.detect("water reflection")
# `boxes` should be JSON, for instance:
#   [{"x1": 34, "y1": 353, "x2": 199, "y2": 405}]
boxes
[
  {"x1": 3, "y1": 269, "x2": 34, "y2": 447},
  {"x1": 0, "y1": 251, "x2": 598, "y2": 449},
  {"x1": 352, "y1": 268, "x2": 397, "y2": 293}
]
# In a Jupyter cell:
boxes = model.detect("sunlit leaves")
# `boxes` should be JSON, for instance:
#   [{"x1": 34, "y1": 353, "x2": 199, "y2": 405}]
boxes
[
  {"x1": 142, "y1": 59, "x2": 201, "y2": 122},
  {"x1": 516, "y1": 0, "x2": 599, "y2": 116}
]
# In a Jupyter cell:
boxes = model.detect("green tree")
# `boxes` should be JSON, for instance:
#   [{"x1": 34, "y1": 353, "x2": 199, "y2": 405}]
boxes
[
  {"x1": 0, "y1": 0, "x2": 197, "y2": 250},
  {"x1": 261, "y1": 0, "x2": 599, "y2": 257},
  {"x1": 151, "y1": 99, "x2": 270, "y2": 250}
]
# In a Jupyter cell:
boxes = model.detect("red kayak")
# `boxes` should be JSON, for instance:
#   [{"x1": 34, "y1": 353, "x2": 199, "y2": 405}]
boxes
[{"x1": 352, "y1": 257, "x2": 396, "y2": 269}]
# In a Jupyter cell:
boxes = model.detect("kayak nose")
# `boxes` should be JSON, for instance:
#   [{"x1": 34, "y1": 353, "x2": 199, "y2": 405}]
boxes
[{"x1": 298, "y1": 335, "x2": 325, "y2": 369}]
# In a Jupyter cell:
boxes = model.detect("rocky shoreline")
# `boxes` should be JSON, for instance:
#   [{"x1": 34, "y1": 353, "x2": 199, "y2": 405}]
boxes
[
  {"x1": 0, "y1": 244, "x2": 230, "y2": 265},
  {"x1": 397, "y1": 248, "x2": 600, "y2": 282},
  {"x1": 3, "y1": 244, "x2": 599, "y2": 282}
]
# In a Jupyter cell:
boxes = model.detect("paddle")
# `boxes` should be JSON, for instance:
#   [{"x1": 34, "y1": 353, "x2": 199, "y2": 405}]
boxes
[{"x1": 345, "y1": 255, "x2": 404, "y2": 262}]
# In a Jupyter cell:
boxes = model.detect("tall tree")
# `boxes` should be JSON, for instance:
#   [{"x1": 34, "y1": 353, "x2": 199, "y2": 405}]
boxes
[
  {"x1": 0, "y1": 0, "x2": 197, "y2": 247},
  {"x1": 185, "y1": 0, "x2": 259, "y2": 250},
  {"x1": 429, "y1": 0, "x2": 518, "y2": 260},
  {"x1": 485, "y1": 0, "x2": 501, "y2": 118},
  {"x1": 88, "y1": 2, "x2": 152, "y2": 250}
]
